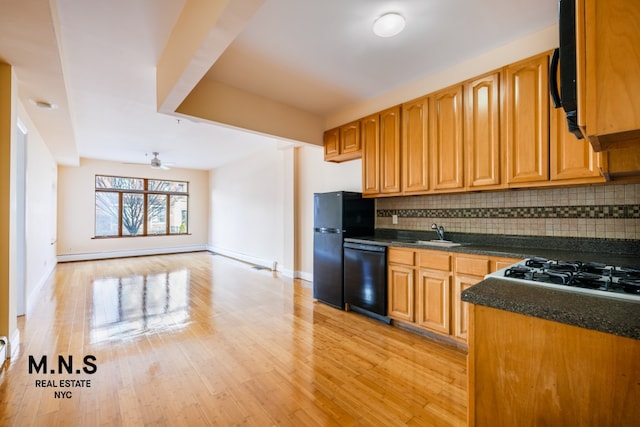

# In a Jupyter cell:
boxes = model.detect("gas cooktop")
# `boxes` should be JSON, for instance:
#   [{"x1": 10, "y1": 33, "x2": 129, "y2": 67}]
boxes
[{"x1": 489, "y1": 257, "x2": 640, "y2": 302}]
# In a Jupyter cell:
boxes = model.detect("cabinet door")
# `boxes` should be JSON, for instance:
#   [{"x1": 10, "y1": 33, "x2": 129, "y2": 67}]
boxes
[
  {"x1": 504, "y1": 53, "x2": 550, "y2": 185},
  {"x1": 465, "y1": 72, "x2": 503, "y2": 189},
  {"x1": 431, "y1": 85, "x2": 464, "y2": 191},
  {"x1": 550, "y1": 57, "x2": 604, "y2": 183},
  {"x1": 417, "y1": 269, "x2": 451, "y2": 334},
  {"x1": 492, "y1": 257, "x2": 522, "y2": 272},
  {"x1": 323, "y1": 127, "x2": 339, "y2": 161},
  {"x1": 361, "y1": 114, "x2": 380, "y2": 196},
  {"x1": 402, "y1": 96, "x2": 430, "y2": 194},
  {"x1": 388, "y1": 264, "x2": 414, "y2": 322},
  {"x1": 340, "y1": 121, "x2": 361, "y2": 155},
  {"x1": 453, "y1": 274, "x2": 482, "y2": 342},
  {"x1": 577, "y1": 0, "x2": 640, "y2": 150},
  {"x1": 380, "y1": 106, "x2": 402, "y2": 194},
  {"x1": 550, "y1": 104, "x2": 604, "y2": 182}
]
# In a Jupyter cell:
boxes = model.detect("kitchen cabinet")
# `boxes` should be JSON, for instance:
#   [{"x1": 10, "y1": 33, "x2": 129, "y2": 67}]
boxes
[
  {"x1": 504, "y1": 53, "x2": 550, "y2": 186},
  {"x1": 379, "y1": 106, "x2": 402, "y2": 195},
  {"x1": 387, "y1": 248, "x2": 415, "y2": 321},
  {"x1": 468, "y1": 304, "x2": 640, "y2": 426},
  {"x1": 361, "y1": 113, "x2": 380, "y2": 195},
  {"x1": 601, "y1": 145, "x2": 640, "y2": 182},
  {"x1": 416, "y1": 251, "x2": 452, "y2": 334},
  {"x1": 549, "y1": 52, "x2": 605, "y2": 185},
  {"x1": 402, "y1": 96, "x2": 430, "y2": 194},
  {"x1": 431, "y1": 85, "x2": 465, "y2": 192},
  {"x1": 576, "y1": 0, "x2": 640, "y2": 152},
  {"x1": 550, "y1": 100, "x2": 604, "y2": 183},
  {"x1": 361, "y1": 106, "x2": 402, "y2": 197},
  {"x1": 323, "y1": 121, "x2": 361, "y2": 162},
  {"x1": 465, "y1": 72, "x2": 504, "y2": 190},
  {"x1": 452, "y1": 255, "x2": 520, "y2": 342},
  {"x1": 388, "y1": 247, "x2": 520, "y2": 344}
]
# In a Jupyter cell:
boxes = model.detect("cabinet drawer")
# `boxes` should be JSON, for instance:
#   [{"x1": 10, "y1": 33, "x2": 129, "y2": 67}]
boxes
[
  {"x1": 456, "y1": 256, "x2": 490, "y2": 276},
  {"x1": 388, "y1": 248, "x2": 415, "y2": 266},
  {"x1": 418, "y1": 251, "x2": 451, "y2": 271}
]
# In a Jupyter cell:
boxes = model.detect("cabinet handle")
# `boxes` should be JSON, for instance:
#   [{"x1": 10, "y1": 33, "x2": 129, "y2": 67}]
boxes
[{"x1": 550, "y1": 48, "x2": 562, "y2": 109}]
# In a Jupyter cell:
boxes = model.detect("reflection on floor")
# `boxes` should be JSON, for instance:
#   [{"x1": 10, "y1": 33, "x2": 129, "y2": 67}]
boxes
[{"x1": 91, "y1": 269, "x2": 190, "y2": 343}]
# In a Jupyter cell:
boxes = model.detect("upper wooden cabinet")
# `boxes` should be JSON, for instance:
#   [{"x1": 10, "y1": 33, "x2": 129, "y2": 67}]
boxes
[
  {"x1": 504, "y1": 53, "x2": 550, "y2": 186},
  {"x1": 465, "y1": 72, "x2": 504, "y2": 190},
  {"x1": 362, "y1": 106, "x2": 402, "y2": 197},
  {"x1": 550, "y1": 90, "x2": 605, "y2": 184},
  {"x1": 380, "y1": 106, "x2": 402, "y2": 195},
  {"x1": 402, "y1": 96, "x2": 430, "y2": 194},
  {"x1": 576, "y1": 0, "x2": 640, "y2": 151},
  {"x1": 323, "y1": 121, "x2": 361, "y2": 162},
  {"x1": 361, "y1": 114, "x2": 380, "y2": 195},
  {"x1": 430, "y1": 85, "x2": 465, "y2": 192}
]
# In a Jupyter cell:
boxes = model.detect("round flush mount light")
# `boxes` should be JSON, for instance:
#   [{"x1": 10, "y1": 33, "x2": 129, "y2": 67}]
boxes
[{"x1": 373, "y1": 12, "x2": 406, "y2": 38}]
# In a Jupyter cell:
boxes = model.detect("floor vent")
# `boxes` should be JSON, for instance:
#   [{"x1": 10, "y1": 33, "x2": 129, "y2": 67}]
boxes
[{"x1": 252, "y1": 266, "x2": 270, "y2": 271}]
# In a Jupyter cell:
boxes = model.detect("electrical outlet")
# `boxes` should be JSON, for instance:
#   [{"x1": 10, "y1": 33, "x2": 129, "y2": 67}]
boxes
[{"x1": 392, "y1": 214, "x2": 398, "y2": 224}]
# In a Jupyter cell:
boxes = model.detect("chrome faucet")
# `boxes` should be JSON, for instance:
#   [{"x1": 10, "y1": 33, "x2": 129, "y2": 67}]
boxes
[{"x1": 431, "y1": 223, "x2": 445, "y2": 240}]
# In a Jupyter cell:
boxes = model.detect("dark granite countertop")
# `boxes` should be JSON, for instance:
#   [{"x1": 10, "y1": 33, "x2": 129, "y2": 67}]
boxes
[
  {"x1": 345, "y1": 229, "x2": 640, "y2": 266},
  {"x1": 461, "y1": 277, "x2": 640, "y2": 340},
  {"x1": 346, "y1": 229, "x2": 640, "y2": 340}
]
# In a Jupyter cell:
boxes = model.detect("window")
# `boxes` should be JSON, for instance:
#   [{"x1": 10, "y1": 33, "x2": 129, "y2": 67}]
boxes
[{"x1": 95, "y1": 175, "x2": 189, "y2": 237}]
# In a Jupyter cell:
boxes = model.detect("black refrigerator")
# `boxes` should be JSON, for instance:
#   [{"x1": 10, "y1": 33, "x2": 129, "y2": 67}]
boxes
[{"x1": 313, "y1": 191, "x2": 374, "y2": 309}]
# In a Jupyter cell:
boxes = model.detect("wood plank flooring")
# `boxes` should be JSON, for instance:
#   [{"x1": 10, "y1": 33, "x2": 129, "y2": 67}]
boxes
[{"x1": 0, "y1": 252, "x2": 467, "y2": 426}]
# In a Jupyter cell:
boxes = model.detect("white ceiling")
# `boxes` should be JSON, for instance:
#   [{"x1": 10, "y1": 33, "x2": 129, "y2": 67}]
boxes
[{"x1": 0, "y1": 0, "x2": 558, "y2": 170}]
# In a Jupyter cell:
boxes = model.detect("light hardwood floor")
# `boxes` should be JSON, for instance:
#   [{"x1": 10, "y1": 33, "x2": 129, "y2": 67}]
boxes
[{"x1": 0, "y1": 252, "x2": 467, "y2": 426}]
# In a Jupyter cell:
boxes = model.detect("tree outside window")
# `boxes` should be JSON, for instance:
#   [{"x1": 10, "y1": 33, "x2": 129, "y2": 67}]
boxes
[{"x1": 95, "y1": 175, "x2": 189, "y2": 237}]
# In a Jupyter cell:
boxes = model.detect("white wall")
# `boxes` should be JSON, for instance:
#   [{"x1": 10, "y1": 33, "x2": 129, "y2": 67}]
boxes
[
  {"x1": 208, "y1": 144, "x2": 294, "y2": 273},
  {"x1": 295, "y1": 145, "x2": 362, "y2": 281},
  {"x1": 57, "y1": 158, "x2": 209, "y2": 261},
  {"x1": 18, "y1": 102, "x2": 59, "y2": 315}
]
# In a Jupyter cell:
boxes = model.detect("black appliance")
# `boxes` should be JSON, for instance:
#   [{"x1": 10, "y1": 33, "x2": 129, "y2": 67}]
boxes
[
  {"x1": 491, "y1": 257, "x2": 640, "y2": 302},
  {"x1": 313, "y1": 191, "x2": 374, "y2": 309},
  {"x1": 344, "y1": 242, "x2": 388, "y2": 323},
  {"x1": 550, "y1": 0, "x2": 584, "y2": 139}
]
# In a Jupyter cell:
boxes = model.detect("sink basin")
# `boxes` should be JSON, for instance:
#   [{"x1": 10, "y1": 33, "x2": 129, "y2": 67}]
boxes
[{"x1": 415, "y1": 240, "x2": 462, "y2": 247}]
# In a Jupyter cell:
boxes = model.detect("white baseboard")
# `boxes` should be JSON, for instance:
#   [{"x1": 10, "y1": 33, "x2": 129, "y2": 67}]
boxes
[
  {"x1": 26, "y1": 261, "x2": 56, "y2": 316},
  {"x1": 296, "y1": 271, "x2": 313, "y2": 282},
  {"x1": 57, "y1": 245, "x2": 208, "y2": 263},
  {"x1": 8, "y1": 329, "x2": 20, "y2": 359},
  {"x1": 207, "y1": 245, "x2": 292, "y2": 276}
]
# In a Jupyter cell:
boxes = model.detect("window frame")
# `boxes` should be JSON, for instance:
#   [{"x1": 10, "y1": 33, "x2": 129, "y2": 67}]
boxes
[{"x1": 94, "y1": 175, "x2": 189, "y2": 238}]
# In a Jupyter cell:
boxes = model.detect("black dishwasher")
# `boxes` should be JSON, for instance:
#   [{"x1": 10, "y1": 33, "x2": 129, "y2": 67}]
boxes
[{"x1": 343, "y1": 242, "x2": 389, "y2": 323}]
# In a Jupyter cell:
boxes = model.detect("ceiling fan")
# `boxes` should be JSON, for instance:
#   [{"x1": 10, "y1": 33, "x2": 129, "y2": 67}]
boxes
[
  {"x1": 149, "y1": 152, "x2": 172, "y2": 170},
  {"x1": 124, "y1": 151, "x2": 175, "y2": 169}
]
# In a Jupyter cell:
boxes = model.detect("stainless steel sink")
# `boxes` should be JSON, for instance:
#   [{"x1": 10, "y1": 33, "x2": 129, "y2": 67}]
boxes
[
  {"x1": 415, "y1": 240, "x2": 463, "y2": 247},
  {"x1": 391, "y1": 239, "x2": 463, "y2": 247}
]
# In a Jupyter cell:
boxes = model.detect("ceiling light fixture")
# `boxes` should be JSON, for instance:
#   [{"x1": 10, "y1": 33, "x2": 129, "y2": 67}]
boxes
[
  {"x1": 373, "y1": 12, "x2": 406, "y2": 38},
  {"x1": 31, "y1": 99, "x2": 58, "y2": 110}
]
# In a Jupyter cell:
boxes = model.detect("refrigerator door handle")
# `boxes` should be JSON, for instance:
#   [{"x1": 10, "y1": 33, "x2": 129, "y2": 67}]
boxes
[{"x1": 314, "y1": 227, "x2": 342, "y2": 234}]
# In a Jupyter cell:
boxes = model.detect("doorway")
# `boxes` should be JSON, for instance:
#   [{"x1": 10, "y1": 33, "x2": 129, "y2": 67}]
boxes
[{"x1": 16, "y1": 120, "x2": 26, "y2": 316}]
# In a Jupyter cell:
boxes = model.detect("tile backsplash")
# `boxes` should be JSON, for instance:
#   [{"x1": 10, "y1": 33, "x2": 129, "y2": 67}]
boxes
[{"x1": 376, "y1": 183, "x2": 640, "y2": 240}]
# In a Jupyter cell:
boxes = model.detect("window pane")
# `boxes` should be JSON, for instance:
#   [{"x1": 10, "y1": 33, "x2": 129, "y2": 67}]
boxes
[
  {"x1": 122, "y1": 193, "x2": 144, "y2": 236},
  {"x1": 149, "y1": 180, "x2": 188, "y2": 193},
  {"x1": 170, "y1": 195, "x2": 188, "y2": 234},
  {"x1": 95, "y1": 192, "x2": 119, "y2": 236},
  {"x1": 147, "y1": 194, "x2": 167, "y2": 235},
  {"x1": 96, "y1": 175, "x2": 143, "y2": 190}
]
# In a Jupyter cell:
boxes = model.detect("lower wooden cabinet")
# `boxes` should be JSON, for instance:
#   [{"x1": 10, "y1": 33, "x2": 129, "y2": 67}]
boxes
[
  {"x1": 388, "y1": 264, "x2": 415, "y2": 322},
  {"x1": 468, "y1": 304, "x2": 640, "y2": 426},
  {"x1": 388, "y1": 247, "x2": 521, "y2": 344}
]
